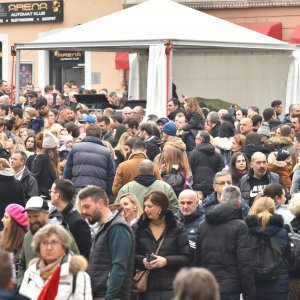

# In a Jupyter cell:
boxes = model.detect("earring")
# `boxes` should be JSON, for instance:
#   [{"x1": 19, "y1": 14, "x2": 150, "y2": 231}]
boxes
[
  {"x1": 134, "y1": 207, "x2": 137, "y2": 211},
  {"x1": 159, "y1": 210, "x2": 162, "y2": 215}
]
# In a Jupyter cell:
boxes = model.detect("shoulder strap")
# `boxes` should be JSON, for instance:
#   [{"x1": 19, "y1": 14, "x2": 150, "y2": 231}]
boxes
[
  {"x1": 288, "y1": 223, "x2": 295, "y2": 234},
  {"x1": 72, "y1": 274, "x2": 77, "y2": 294},
  {"x1": 269, "y1": 236, "x2": 282, "y2": 255},
  {"x1": 154, "y1": 235, "x2": 165, "y2": 255}
]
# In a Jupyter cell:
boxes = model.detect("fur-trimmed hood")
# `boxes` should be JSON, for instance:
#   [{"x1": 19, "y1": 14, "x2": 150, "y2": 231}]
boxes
[
  {"x1": 268, "y1": 151, "x2": 289, "y2": 168},
  {"x1": 268, "y1": 136, "x2": 293, "y2": 148},
  {"x1": 29, "y1": 254, "x2": 88, "y2": 275}
]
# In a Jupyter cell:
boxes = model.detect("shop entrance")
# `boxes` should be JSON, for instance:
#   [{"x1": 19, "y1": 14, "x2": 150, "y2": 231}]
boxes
[{"x1": 49, "y1": 50, "x2": 84, "y2": 92}]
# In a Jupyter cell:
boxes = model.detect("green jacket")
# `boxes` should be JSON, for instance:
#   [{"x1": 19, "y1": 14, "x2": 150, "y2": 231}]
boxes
[
  {"x1": 17, "y1": 230, "x2": 79, "y2": 287},
  {"x1": 116, "y1": 179, "x2": 178, "y2": 212}
]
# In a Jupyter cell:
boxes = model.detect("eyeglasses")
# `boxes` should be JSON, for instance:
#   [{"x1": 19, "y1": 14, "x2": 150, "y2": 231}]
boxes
[
  {"x1": 215, "y1": 181, "x2": 232, "y2": 185},
  {"x1": 41, "y1": 240, "x2": 60, "y2": 248}
]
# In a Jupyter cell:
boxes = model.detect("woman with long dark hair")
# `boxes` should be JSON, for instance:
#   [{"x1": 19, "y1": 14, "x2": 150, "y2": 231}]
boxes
[
  {"x1": 229, "y1": 152, "x2": 249, "y2": 186},
  {"x1": 134, "y1": 191, "x2": 190, "y2": 300}
]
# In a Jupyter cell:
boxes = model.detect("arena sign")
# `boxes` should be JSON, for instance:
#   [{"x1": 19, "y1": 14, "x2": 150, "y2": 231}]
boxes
[{"x1": 0, "y1": 0, "x2": 63, "y2": 24}]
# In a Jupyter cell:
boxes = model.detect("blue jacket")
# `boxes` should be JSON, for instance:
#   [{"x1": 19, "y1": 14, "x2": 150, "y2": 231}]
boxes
[
  {"x1": 201, "y1": 191, "x2": 250, "y2": 218},
  {"x1": 63, "y1": 136, "x2": 115, "y2": 196}
]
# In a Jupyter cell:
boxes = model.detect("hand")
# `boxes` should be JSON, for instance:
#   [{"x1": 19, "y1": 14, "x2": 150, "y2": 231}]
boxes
[
  {"x1": 143, "y1": 257, "x2": 155, "y2": 270},
  {"x1": 149, "y1": 255, "x2": 167, "y2": 269}
]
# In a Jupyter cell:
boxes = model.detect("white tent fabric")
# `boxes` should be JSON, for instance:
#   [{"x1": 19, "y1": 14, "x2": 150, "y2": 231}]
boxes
[
  {"x1": 128, "y1": 53, "x2": 148, "y2": 101},
  {"x1": 146, "y1": 45, "x2": 167, "y2": 117},
  {"x1": 286, "y1": 50, "x2": 300, "y2": 113},
  {"x1": 15, "y1": 0, "x2": 293, "y2": 51}
]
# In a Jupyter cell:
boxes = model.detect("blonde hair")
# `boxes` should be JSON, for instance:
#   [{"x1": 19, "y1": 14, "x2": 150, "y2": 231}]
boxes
[
  {"x1": 114, "y1": 131, "x2": 133, "y2": 157},
  {"x1": 0, "y1": 158, "x2": 10, "y2": 169},
  {"x1": 248, "y1": 196, "x2": 275, "y2": 232},
  {"x1": 119, "y1": 193, "x2": 143, "y2": 220},
  {"x1": 102, "y1": 140, "x2": 117, "y2": 160},
  {"x1": 0, "y1": 132, "x2": 7, "y2": 147},
  {"x1": 25, "y1": 107, "x2": 38, "y2": 118},
  {"x1": 289, "y1": 192, "x2": 300, "y2": 217}
]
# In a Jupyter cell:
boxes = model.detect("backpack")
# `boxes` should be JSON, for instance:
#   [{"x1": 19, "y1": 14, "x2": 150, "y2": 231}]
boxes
[
  {"x1": 287, "y1": 224, "x2": 300, "y2": 271},
  {"x1": 251, "y1": 235, "x2": 283, "y2": 281}
]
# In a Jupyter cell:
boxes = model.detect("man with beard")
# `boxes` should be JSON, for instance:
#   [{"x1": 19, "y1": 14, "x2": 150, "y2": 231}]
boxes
[
  {"x1": 17, "y1": 196, "x2": 79, "y2": 287},
  {"x1": 239, "y1": 151, "x2": 284, "y2": 206},
  {"x1": 79, "y1": 185, "x2": 134, "y2": 300}
]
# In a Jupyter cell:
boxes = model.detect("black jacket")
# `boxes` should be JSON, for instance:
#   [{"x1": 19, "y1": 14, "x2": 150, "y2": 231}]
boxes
[
  {"x1": 0, "y1": 170, "x2": 25, "y2": 231},
  {"x1": 145, "y1": 135, "x2": 161, "y2": 161},
  {"x1": 50, "y1": 203, "x2": 92, "y2": 260},
  {"x1": 188, "y1": 143, "x2": 224, "y2": 196},
  {"x1": 243, "y1": 144, "x2": 270, "y2": 161},
  {"x1": 134, "y1": 210, "x2": 190, "y2": 296},
  {"x1": 20, "y1": 166, "x2": 39, "y2": 202},
  {"x1": 245, "y1": 214, "x2": 290, "y2": 300},
  {"x1": 183, "y1": 111, "x2": 204, "y2": 131},
  {"x1": 168, "y1": 107, "x2": 185, "y2": 121},
  {"x1": 195, "y1": 204, "x2": 255, "y2": 300},
  {"x1": 31, "y1": 154, "x2": 57, "y2": 199}
]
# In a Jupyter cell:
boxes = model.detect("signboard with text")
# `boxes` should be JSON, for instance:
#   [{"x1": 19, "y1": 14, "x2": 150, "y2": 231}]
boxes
[
  {"x1": 50, "y1": 50, "x2": 85, "y2": 64},
  {"x1": 0, "y1": 0, "x2": 63, "y2": 24}
]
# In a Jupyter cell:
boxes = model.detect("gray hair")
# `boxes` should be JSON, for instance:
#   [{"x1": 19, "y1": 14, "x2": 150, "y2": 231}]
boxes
[
  {"x1": 207, "y1": 111, "x2": 220, "y2": 124},
  {"x1": 221, "y1": 185, "x2": 241, "y2": 206},
  {"x1": 213, "y1": 170, "x2": 231, "y2": 184},
  {"x1": 32, "y1": 224, "x2": 72, "y2": 255},
  {"x1": 196, "y1": 131, "x2": 210, "y2": 144}
]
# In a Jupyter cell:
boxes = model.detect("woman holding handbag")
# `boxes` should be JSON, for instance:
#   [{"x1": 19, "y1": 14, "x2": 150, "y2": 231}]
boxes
[{"x1": 133, "y1": 190, "x2": 190, "y2": 300}]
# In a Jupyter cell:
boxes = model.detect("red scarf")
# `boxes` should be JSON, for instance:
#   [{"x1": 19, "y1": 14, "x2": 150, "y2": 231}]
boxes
[{"x1": 37, "y1": 264, "x2": 61, "y2": 300}]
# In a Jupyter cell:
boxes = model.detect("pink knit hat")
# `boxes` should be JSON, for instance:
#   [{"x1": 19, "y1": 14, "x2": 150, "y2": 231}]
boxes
[{"x1": 5, "y1": 204, "x2": 28, "y2": 228}]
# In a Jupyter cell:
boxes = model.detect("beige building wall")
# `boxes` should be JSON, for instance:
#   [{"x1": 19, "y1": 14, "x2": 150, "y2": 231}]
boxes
[{"x1": 2, "y1": 0, "x2": 124, "y2": 93}]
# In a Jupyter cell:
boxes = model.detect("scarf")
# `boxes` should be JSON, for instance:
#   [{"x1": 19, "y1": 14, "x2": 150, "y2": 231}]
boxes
[{"x1": 39, "y1": 255, "x2": 64, "y2": 281}]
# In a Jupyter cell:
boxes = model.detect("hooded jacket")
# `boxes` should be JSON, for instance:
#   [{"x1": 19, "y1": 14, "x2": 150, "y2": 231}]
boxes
[
  {"x1": 195, "y1": 204, "x2": 255, "y2": 300},
  {"x1": 0, "y1": 168, "x2": 25, "y2": 231},
  {"x1": 245, "y1": 214, "x2": 290, "y2": 300},
  {"x1": 116, "y1": 174, "x2": 178, "y2": 212},
  {"x1": 188, "y1": 143, "x2": 224, "y2": 196},
  {"x1": 268, "y1": 136, "x2": 293, "y2": 150},
  {"x1": 267, "y1": 151, "x2": 292, "y2": 189},
  {"x1": 112, "y1": 152, "x2": 161, "y2": 196},
  {"x1": 19, "y1": 254, "x2": 92, "y2": 300}
]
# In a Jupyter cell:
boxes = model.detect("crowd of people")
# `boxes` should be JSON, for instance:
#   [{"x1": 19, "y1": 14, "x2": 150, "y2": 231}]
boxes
[{"x1": 1, "y1": 78, "x2": 300, "y2": 299}]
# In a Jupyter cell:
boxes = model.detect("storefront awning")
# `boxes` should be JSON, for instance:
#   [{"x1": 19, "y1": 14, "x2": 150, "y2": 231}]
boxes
[
  {"x1": 115, "y1": 52, "x2": 129, "y2": 69},
  {"x1": 290, "y1": 25, "x2": 300, "y2": 44},
  {"x1": 239, "y1": 22, "x2": 282, "y2": 40}
]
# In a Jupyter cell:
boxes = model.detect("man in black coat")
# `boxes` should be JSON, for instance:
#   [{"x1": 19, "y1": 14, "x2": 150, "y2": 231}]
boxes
[
  {"x1": 188, "y1": 131, "x2": 224, "y2": 197},
  {"x1": 49, "y1": 178, "x2": 91, "y2": 260},
  {"x1": 10, "y1": 151, "x2": 39, "y2": 202},
  {"x1": 195, "y1": 185, "x2": 255, "y2": 300}
]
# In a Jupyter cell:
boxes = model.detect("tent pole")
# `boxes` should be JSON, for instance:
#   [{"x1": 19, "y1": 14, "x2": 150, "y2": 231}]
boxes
[
  {"x1": 15, "y1": 48, "x2": 20, "y2": 104},
  {"x1": 166, "y1": 42, "x2": 173, "y2": 117}
]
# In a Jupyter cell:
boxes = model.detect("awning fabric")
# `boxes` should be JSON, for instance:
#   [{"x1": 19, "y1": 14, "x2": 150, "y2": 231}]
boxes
[
  {"x1": 290, "y1": 25, "x2": 300, "y2": 44},
  {"x1": 240, "y1": 23, "x2": 282, "y2": 40},
  {"x1": 115, "y1": 52, "x2": 129, "y2": 69}
]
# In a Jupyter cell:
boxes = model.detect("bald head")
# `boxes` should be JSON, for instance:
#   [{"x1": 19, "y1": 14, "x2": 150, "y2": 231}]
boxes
[
  {"x1": 250, "y1": 151, "x2": 267, "y2": 179},
  {"x1": 178, "y1": 190, "x2": 198, "y2": 216},
  {"x1": 138, "y1": 159, "x2": 154, "y2": 175}
]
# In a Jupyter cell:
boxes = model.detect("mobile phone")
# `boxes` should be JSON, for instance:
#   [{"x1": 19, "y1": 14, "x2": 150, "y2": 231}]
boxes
[{"x1": 146, "y1": 254, "x2": 156, "y2": 263}]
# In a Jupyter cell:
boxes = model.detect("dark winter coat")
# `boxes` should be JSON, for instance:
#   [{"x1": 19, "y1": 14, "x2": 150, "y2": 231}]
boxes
[
  {"x1": 239, "y1": 169, "x2": 283, "y2": 206},
  {"x1": 27, "y1": 117, "x2": 44, "y2": 134},
  {"x1": 31, "y1": 153, "x2": 57, "y2": 199},
  {"x1": 168, "y1": 107, "x2": 185, "y2": 121},
  {"x1": 201, "y1": 191, "x2": 250, "y2": 218},
  {"x1": 63, "y1": 136, "x2": 115, "y2": 196},
  {"x1": 245, "y1": 214, "x2": 290, "y2": 300},
  {"x1": 243, "y1": 144, "x2": 270, "y2": 161},
  {"x1": 20, "y1": 166, "x2": 39, "y2": 202},
  {"x1": 183, "y1": 111, "x2": 204, "y2": 131},
  {"x1": 49, "y1": 202, "x2": 92, "y2": 260},
  {"x1": 176, "y1": 206, "x2": 205, "y2": 254},
  {"x1": 144, "y1": 135, "x2": 161, "y2": 161},
  {"x1": 134, "y1": 210, "x2": 190, "y2": 299},
  {"x1": 0, "y1": 169, "x2": 25, "y2": 231},
  {"x1": 195, "y1": 204, "x2": 256, "y2": 300},
  {"x1": 188, "y1": 143, "x2": 224, "y2": 196}
]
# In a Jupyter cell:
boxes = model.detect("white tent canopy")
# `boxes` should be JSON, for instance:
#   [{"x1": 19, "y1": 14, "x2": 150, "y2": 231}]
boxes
[{"x1": 15, "y1": 0, "x2": 297, "y2": 116}]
